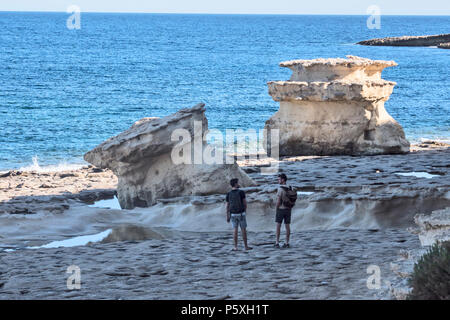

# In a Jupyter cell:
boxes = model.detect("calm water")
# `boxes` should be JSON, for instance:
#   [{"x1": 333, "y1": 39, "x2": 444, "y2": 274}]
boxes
[{"x1": 0, "y1": 13, "x2": 449, "y2": 169}]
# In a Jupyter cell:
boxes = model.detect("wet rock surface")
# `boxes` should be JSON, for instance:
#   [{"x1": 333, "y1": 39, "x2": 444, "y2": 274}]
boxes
[{"x1": 0, "y1": 229, "x2": 419, "y2": 300}]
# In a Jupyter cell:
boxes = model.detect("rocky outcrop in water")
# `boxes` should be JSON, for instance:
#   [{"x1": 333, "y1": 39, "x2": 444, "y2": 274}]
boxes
[
  {"x1": 358, "y1": 34, "x2": 450, "y2": 47},
  {"x1": 438, "y1": 42, "x2": 450, "y2": 49},
  {"x1": 265, "y1": 55, "x2": 410, "y2": 156},
  {"x1": 84, "y1": 103, "x2": 254, "y2": 209}
]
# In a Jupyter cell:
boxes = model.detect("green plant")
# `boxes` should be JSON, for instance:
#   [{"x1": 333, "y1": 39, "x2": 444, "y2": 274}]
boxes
[{"x1": 407, "y1": 241, "x2": 450, "y2": 300}]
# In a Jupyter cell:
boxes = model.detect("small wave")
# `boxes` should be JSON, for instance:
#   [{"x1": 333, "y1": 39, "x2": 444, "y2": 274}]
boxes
[
  {"x1": 417, "y1": 137, "x2": 450, "y2": 144},
  {"x1": 407, "y1": 136, "x2": 450, "y2": 145},
  {"x1": 18, "y1": 156, "x2": 85, "y2": 173}
]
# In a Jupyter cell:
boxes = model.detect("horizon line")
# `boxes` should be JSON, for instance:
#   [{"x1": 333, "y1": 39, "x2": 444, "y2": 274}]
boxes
[{"x1": 0, "y1": 10, "x2": 449, "y2": 16}]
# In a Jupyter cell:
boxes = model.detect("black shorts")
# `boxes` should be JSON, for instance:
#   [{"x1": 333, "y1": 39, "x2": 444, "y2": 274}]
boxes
[{"x1": 275, "y1": 208, "x2": 292, "y2": 224}]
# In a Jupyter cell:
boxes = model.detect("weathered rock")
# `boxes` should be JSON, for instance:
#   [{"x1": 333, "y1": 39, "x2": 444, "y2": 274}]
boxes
[
  {"x1": 265, "y1": 56, "x2": 410, "y2": 156},
  {"x1": 438, "y1": 42, "x2": 450, "y2": 49},
  {"x1": 84, "y1": 104, "x2": 254, "y2": 209},
  {"x1": 358, "y1": 33, "x2": 450, "y2": 47},
  {"x1": 100, "y1": 225, "x2": 165, "y2": 243},
  {"x1": 2, "y1": 143, "x2": 448, "y2": 218},
  {"x1": 414, "y1": 207, "x2": 450, "y2": 246},
  {"x1": 389, "y1": 206, "x2": 450, "y2": 299}
]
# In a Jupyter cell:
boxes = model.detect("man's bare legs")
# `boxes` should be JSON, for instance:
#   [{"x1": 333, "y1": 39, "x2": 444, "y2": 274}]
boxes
[
  {"x1": 241, "y1": 227, "x2": 252, "y2": 250},
  {"x1": 285, "y1": 223, "x2": 290, "y2": 245},
  {"x1": 276, "y1": 223, "x2": 290, "y2": 247},
  {"x1": 233, "y1": 227, "x2": 252, "y2": 250},
  {"x1": 276, "y1": 223, "x2": 282, "y2": 245}
]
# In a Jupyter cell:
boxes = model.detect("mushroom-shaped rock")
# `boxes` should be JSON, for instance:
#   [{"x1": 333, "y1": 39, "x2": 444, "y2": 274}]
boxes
[
  {"x1": 84, "y1": 103, "x2": 255, "y2": 209},
  {"x1": 265, "y1": 55, "x2": 410, "y2": 156}
]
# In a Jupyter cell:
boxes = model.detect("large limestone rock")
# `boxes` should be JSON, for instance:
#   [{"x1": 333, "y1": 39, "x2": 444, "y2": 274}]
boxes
[
  {"x1": 84, "y1": 103, "x2": 254, "y2": 209},
  {"x1": 265, "y1": 55, "x2": 410, "y2": 156}
]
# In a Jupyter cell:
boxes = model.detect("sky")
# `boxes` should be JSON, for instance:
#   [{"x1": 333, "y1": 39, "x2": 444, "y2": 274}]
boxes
[{"x1": 0, "y1": 0, "x2": 449, "y2": 15}]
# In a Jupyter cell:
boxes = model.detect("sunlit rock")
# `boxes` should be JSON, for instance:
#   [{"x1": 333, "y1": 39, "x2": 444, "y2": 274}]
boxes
[
  {"x1": 84, "y1": 103, "x2": 254, "y2": 209},
  {"x1": 265, "y1": 55, "x2": 410, "y2": 156}
]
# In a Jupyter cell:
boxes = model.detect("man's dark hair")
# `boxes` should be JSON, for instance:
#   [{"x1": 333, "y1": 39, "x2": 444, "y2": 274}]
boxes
[
  {"x1": 230, "y1": 178, "x2": 239, "y2": 187},
  {"x1": 278, "y1": 173, "x2": 287, "y2": 182}
]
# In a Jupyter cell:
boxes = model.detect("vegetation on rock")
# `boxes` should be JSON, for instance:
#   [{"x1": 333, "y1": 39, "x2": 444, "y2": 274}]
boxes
[{"x1": 408, "y1": 241, "x2": 450, "y2": 300}]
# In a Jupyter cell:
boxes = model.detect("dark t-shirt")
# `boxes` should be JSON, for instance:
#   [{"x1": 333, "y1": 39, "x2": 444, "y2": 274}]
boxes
[{"x1": 226, "y1": 189, "x2": 246, "y2": 213}]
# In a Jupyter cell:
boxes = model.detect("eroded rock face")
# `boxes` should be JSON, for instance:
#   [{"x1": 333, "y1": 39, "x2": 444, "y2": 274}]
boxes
[
  {"x1": 414, "y1": 207, "x2": 450, "y2": 246},
  {"x1": 84, "y1": 103, "x2": 254, "y2": 209},
  {"x1": 389, "y1": 206, "x2": 450, "y2": 299},
  {"x1": 265, "y1": 55, "x2": 410, "y2": 156}
]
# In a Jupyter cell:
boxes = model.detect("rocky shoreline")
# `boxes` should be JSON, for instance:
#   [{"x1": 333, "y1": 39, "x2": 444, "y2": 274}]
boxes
[
  {"x1": 1, "y1": 141, "x2": 448, "y2": 218},
  {"x1": 0, "y1": 141, "x2": 449, "y2": 299},
  {"x1": 357, "y1": 33, "x2": 450, "y2": 47},
  {"x1": 0, "y1": 165, "x2": 117, "y2": 215}
]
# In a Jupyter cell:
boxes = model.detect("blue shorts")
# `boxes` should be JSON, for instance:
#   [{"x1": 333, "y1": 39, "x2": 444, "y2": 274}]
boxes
[{"x1": 230, "y1": 213, "x2": 247, "y2": 229}]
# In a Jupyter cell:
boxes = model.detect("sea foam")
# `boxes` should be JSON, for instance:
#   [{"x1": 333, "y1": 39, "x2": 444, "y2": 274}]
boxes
[{"x1": 18, "y1": 156, "x2": 85, "y2": 173}]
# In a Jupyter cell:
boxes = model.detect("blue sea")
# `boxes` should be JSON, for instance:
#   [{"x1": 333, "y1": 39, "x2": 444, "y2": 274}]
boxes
[{"x1": 0, "y1": 12, "x2": 449, "y2": 170}]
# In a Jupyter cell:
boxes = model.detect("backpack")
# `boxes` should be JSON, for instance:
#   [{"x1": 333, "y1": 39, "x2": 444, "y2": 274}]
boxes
[
  {"x1": 281, "y1": 186, "x2": 297, "y2": 208},
  {"x1": 228, "y1": 190, "x2": 245, "y2": 213}
]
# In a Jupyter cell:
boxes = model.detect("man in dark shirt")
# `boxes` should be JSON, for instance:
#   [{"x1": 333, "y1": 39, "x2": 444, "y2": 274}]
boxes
[{"x1": 226, "y1": 178, "x2": 252, "y2": 251}]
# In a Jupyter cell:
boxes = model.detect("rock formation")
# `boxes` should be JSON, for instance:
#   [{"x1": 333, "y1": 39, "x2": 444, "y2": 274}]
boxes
[
  {"x1": 84, "y1": 103, "x2": 254, "y2": 209},
  {"x1": 389, "y1": 206, "x2": 450, "y2": 299},
  {"x1": 438, "y1": 42, "x2": 450, "y2": 49},
  {"x1": 265, "y1": 55, "x2": 410, "y2": 156},
  {"x1": 358, "y1": 33, "x2": 450, "y2": 47},
  {"x1": 414, "y1": 207, "x2": 450, "y2": 246}
]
